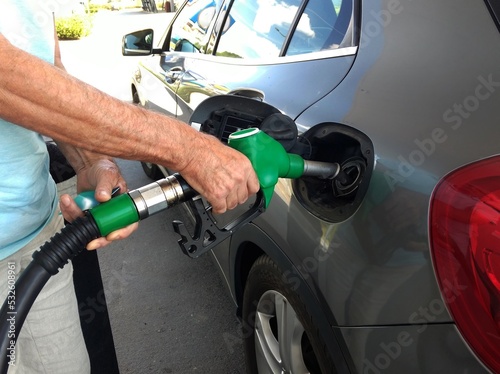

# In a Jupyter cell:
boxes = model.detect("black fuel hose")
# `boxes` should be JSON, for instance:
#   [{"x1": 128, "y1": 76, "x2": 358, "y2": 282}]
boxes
[
  {"x1": 0, "y1": 213, "x2": 100, "y2": 374},
  {"x1": 0, "y1": 173, "x2": 197, "y2": 373}
]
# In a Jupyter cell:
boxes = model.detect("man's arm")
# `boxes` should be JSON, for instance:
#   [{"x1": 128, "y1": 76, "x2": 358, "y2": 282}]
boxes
[
  {"x1": 0, "y1": 33, "x2": 259, "y2": 213},
  {"x1": 51, "y1": 24, "x2": 126, "y2": 200},
  {"x1": 53, "y1": 25, "x2": 137, "y2": 250},
  {"x1": 51, "y1": 25, "x2": 125, "y2": 197},
  {"x1": 0, "y1": 32, "x2": 191, "y2": 168}
]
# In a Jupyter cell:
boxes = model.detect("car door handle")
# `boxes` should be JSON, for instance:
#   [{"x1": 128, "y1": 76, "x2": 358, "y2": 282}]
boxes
[{"x1": 163, "y1": 66, "x2": 184, "y2": 82}]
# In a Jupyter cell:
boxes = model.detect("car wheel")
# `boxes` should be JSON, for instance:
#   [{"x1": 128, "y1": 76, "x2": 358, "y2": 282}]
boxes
[
  {"x1": 141, "y1": 162, "x2": 164, "y2": 180},
  {"x1": 132, "y1": 88, "x2": 140, "y2": 105},
  {"x1": 242, "y1": 255, "x2": 335, "y2": 374}
]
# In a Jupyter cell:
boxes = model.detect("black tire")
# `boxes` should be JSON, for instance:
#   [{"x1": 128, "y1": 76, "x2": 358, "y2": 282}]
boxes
[
  {"x1": 242, "y1": 255, "x2": 335, "y2": 374},
  {"x1": 132, "y1": 88, "x2": 140, "y2": 105},
  {"x1": 141, "y1": 162, "x2": 164, "y2": 180}
]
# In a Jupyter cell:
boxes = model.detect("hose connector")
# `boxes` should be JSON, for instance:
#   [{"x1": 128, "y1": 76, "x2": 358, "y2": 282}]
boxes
[{"x1": 129, "y1": 175, "x2": 186, "y2": 219}]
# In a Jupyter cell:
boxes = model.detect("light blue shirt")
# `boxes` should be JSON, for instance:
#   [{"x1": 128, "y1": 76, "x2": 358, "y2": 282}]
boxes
[{"x1": 0, "y1": 1, "x2": 59, "y2": 259}]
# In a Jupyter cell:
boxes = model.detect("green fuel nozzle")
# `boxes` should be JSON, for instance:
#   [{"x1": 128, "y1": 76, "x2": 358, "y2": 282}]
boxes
[
  {"x1": 228, "y1": 128, "x2": 340, "y2": 207},
  {"x1": 82, "y1": 175, "x2": 196, "y2": 237},
  {"x1": 74, "y1": 128, "x2": 339, "y2": 256}
]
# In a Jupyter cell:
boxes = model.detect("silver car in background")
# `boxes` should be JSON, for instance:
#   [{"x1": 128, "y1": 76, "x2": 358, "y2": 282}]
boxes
[{"x1": 123, "y1": 0, "x2": 500, "y2": 372}]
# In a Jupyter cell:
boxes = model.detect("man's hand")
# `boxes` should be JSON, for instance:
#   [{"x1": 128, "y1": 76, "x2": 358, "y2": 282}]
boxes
[
  {"x1": 59, "y1": 158, "x2": 138, "y2": 250},
  {"x1": 179, "y1": 132, "x2": 260, "y2": 214}
]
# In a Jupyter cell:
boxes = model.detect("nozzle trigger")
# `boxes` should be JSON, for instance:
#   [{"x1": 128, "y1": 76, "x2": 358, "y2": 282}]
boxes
[{"x1": 173, "y1": 190, "x2": 265, "y2": 258}]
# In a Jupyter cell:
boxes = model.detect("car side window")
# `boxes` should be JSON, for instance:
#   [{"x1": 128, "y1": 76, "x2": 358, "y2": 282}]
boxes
[
  {"x1": 213, "y1": 0, "x2": 353, "y2": 59},
  {"x1": 215, "y1": 0, "x2": 302, "y2": 59},
  {"x1": 286, "y1": 0, "x2": 353, "y2": 56},
  {"x1": 169, "y1": 0, "x2": 221, "y2": 53}
]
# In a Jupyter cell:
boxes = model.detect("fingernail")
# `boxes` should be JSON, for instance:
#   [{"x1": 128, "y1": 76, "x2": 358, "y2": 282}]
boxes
[
  {"x1": 108, "y1": 233, "x2": 121, "y2": 241},
  {"x1": 87, "y1": 242, "x2": 101, "y2": 250},
  {"x1": 60, "y1": 195, "x2": 71, "y2": 207},
  {"x1": 97, "y1": 190, "x2": 110, "y2": 199}
]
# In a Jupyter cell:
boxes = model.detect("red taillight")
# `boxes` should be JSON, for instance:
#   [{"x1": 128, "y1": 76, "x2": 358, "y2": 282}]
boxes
[{"x1": 430, "y1": 156, "x2": 500, "y2": 372}]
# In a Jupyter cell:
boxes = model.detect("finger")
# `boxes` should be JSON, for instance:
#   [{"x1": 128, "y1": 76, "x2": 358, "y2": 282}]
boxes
[
  {"x1": 60, "y1": 193, "x2": 84, "y2": 222},
  {"x1": 93, "y1": 169, "x2": 127, "y2": 203},
  {"x1": 225, "y1": 187, "x2": 240, "y2": 210},
  {"x1": 209, "y1": 189, "x2": 228, "y2": 214},
  {"x1": 248, "y1": 172, "x2": 260, "y2": 195},
  {"x1": 86, "y1": 237, "x2": 111, "y2": 251},
  {"x1": 94, "y1": 180, "x2": 123, "y2": 203},
  {"x1": 86, "y1": 222, "x2": 139, "y2": 250},
  {"x1": 237, "y1": 185, "x2": 249, "y2": 205},
  {"x1": 211, "y1": 201, "x2": 227, "y2": 215},
  {"x1": 106, "y1": 222, "x2": 139, "y2": 241}
]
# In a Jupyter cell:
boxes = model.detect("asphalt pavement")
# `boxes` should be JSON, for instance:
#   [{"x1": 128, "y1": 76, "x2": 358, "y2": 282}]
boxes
[{"x1": 59, "y1": 9, "x2": 247, "y2": 373}]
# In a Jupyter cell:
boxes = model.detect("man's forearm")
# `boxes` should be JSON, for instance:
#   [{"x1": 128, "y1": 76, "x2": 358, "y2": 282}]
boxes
[
  {"x1": 0, "y1": 33, "x2": 200, "y2": 172},
  {"x1": 51, "y1": 29, "x2": 115, "y2": 175}
]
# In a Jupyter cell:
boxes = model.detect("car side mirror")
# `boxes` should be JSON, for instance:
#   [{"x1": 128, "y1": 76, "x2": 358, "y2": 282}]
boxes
[{"x1": 122, "y1": 29, "x2": 154, "y2": 56}]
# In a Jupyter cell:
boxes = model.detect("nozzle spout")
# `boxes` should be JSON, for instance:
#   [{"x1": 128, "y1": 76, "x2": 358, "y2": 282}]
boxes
[{"x1": 303, "y1": 160, "x2": 341, "y2": 179}]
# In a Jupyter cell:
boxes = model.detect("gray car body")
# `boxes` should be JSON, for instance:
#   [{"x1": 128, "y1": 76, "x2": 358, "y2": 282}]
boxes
[{"x1": 129, "y1": 0, "x2": 500, "y2": 372}]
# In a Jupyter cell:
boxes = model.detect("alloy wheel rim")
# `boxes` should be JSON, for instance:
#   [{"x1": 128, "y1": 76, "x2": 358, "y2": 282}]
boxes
[{"x1": 254, "y1": 290, "x2": 309, "y2": 373}]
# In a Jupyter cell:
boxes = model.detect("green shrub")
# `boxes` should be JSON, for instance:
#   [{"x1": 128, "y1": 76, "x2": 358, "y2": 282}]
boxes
[{"x1": 56, "y1": 15, "x2": 94, "y2": 40}]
